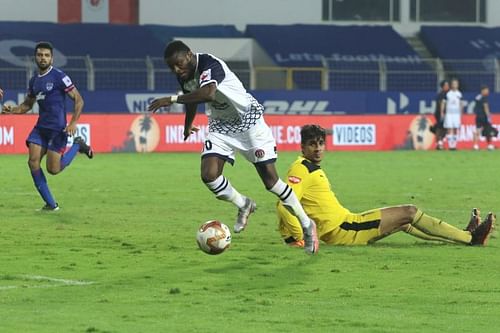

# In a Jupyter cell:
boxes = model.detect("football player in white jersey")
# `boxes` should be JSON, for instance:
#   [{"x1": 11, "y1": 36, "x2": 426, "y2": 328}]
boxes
[
  {"x1": 148, "y1": 40, "x2": 319, "y2": 254},
  {"x1": 441, "y1": 78, "x2": 463, "y2": 150}
]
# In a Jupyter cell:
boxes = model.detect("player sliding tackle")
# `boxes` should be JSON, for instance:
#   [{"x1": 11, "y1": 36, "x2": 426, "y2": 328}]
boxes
[
  {"x1": 148, "y1": 40, "x2": 319, "y2": 254},
  {"x1": 1, "y1": 41, "x2": 93, "y2": 211},
  {"x1": 277, "y1": 125, "x2": 495, "y2": 248}
]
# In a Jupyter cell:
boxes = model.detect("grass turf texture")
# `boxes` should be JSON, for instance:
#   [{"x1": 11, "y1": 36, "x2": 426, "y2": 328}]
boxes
[{"x1": 1, "y1": 151, "x2": 499, "y2": 333}]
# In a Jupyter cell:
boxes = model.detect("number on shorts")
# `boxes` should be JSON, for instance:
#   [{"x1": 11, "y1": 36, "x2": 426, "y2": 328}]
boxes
[{"x1": 204, "y1": 140, "x2": 212, "y2": 151}]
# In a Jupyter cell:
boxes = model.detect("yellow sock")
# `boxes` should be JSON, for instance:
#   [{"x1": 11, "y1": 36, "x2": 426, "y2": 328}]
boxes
[
  {"x1": 404, "y1": 225, "x2": 453, "y2": 243},
  {"x1": 412, "y1": 209, "x2": 472, "y2": 244}
]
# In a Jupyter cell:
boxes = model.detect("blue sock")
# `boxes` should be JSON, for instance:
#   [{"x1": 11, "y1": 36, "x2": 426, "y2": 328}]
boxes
[
  {"x1": 60, "y1": 142, "x2": 80, "y2": 170},
  {"x1": 31, "y1": 169, "x2": 57, "y2": 208}
]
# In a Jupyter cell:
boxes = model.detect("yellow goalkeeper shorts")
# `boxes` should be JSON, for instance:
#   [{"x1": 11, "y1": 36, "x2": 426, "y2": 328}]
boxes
[{"x1": 321, "y1": 209, "x2": 382, "y2": 245}]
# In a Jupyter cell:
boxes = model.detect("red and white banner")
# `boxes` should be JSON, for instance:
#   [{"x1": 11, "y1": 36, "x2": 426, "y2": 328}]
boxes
[
  {"x1": 58, "y1": 0, "x2": 138, "y2": 24},
  {"x1": 1, "y1": 114, "x2": 499, "y2": 154}
]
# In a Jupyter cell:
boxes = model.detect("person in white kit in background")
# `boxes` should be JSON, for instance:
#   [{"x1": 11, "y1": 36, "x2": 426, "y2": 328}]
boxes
[
  {"x1": 441, "y1": 78, "x2": 463, "y2": 150},
  {"x1": 147, "y1": 40, "x2": 319, "y2": 254}
]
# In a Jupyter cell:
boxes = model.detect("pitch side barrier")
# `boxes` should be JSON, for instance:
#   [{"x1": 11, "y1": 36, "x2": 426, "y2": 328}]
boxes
[
  {"x1": 1, "y1": 114, "x2": 499, "y2": 154},
  {"x1": 2, "y1": 90, "x2": 500, "y2": 115}
]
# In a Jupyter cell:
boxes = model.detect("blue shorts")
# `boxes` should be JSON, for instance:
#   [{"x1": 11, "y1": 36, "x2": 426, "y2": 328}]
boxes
[{"x1": 26, "y1": 127, "x2": 68, "y2": 154}]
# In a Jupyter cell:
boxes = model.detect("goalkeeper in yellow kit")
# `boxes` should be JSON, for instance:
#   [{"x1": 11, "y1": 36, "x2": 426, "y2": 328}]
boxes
[{"x1": 277, "y1": 125, "x2": 495, "y2": 247}]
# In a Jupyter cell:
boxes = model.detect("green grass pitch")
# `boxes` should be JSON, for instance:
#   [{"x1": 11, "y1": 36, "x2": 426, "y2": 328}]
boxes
[{"x1": 1, "y1": 151, "x2": 499, "y2": 333}]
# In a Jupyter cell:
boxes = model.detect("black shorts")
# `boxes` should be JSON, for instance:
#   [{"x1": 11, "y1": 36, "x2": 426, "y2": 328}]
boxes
[
  {"x1": 481, "y1": 124, "x2": 499, "y2": 138},
  {"x1": 476, "y1": 116, "x2": 488, "y2": 129},
  {"x1": 429, "y1": 120, "x2": 444, "y2": 134}
]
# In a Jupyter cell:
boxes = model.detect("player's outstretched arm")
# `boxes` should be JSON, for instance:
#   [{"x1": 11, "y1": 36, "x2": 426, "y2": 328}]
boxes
[
  {"x1": 148, "y1": 83, "x2": 217, "y2": 113},
  {"x1": 1, "y1": 95, "x2": 35, "y2": 114},
  {"x1": 65, "y1": 87, "x2": 84, "y2": 136},
  {"x1": 0, "y1": 88, "x2": 4, "y2": 99}
]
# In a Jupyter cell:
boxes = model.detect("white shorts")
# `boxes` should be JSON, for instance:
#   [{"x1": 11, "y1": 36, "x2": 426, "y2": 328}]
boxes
[
  {"x1": 444, "y1": 113, "x2": 461, "y2": 129},
  {"x1": 201, "y1": 117, "x2": 277, "y2": 164}
]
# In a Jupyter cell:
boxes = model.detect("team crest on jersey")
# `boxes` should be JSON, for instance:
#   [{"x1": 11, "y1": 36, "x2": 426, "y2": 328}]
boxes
[
  {"x1": 200, "y1": 69, "x2": 212, "y2": 83},
  {"x1": 288, "y1": 176, "x2": 302, "y2": 184},
  {"x1": 46, "y1": 82, "x2": 54, "y2": 91},
  {"x1": 254, "y1": 149, "x2": 265, "y2": 158}
]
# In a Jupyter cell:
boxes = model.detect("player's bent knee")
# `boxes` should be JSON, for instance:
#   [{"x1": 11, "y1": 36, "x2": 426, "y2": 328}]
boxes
[
  {"x1": 404, "y1": 204, "x2": 418, "y2": 217},
  {"x1": 47, "y1": 167, "x2": 61, "y2": 175},
  {"x1": 27, "y1": 159, "x2": 40, "y2": 171},
  {"x1": 200, "y1": 173, "x2": 218, "y2": 184},
  {"x1": 400, "y1": 205, "x2": 417, "y2": 223}
]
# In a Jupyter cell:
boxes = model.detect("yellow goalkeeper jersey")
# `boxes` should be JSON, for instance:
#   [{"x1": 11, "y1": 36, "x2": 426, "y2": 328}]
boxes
[{"x1": 277, "y1": 156, "x2": 350, "y2": 240}]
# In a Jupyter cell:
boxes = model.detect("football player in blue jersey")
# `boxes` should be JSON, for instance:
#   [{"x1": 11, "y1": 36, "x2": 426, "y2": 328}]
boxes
[{"x1": 1, "y1": 41, "x2": 93, "y2": 211}]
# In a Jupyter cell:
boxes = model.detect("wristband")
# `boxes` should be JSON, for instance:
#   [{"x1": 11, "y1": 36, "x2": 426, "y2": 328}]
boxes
[{"x1": 171, "y1": 95, "x2": 178, "y2": 103}]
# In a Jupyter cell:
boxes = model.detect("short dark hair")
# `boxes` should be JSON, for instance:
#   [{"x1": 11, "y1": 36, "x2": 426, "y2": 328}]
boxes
[
  {"x1": 481, "y1": 84, "x2": 489, "y2": 90},
  {"x1": 164, "y1": 40, "x2": 190, "y2": 59},
  {"x1": 34, "y1": 41, "x2": 53, "y2": 55},
  {"x1": 301, "y1": 125, "x2": 326, "y2": 145},
  {"x1": 440, "y1": 80, "x2": 449, "y2": 88}
]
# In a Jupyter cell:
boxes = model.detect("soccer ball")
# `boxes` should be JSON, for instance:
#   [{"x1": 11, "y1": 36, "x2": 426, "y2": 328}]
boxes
[{"x1": 196, "y1": 220, "x2": 232, "y2": 255}]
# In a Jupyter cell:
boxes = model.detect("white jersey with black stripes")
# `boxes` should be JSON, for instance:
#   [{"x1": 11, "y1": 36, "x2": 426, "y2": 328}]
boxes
[{"x1": 181, "y1": 53, "x2": 263, "y2": 134}]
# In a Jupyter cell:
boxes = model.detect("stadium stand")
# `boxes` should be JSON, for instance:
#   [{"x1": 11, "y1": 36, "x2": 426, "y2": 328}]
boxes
[
  {"x1": 1, "y1": 22, "x2": 498, "y2": 92},
  {"x1": 0, "y1": 22, "x2": 243, "y2": 91},
  {"x1": 245, "y1": 24, "x2": 436, "y2": 91},
  {"x1": 420, "y1": 26, "x2": 500, "y2": 91}
]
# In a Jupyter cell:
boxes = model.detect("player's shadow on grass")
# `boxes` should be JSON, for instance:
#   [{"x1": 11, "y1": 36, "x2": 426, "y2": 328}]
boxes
[
  {"x1": 203, "y1": 249, "x2": 321, "y2": 291},
  {"x1": 32, "y1": 211, "x2": 73, "y2": 224}
]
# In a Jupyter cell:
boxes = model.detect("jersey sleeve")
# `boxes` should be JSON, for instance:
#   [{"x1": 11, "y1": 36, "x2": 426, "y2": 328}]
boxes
[
  {"x1": 286, "y1": 162, "x2": 310, "y2": 200},
  {"x1": 198, "y1": 56, "x2": 225, "y2": 88},
  {"x1": 275, "y1": 161, "x2": 311, "y2": 242},
  {"x1": 58, "y1": 71, "x2": 75, "y2": 93}
]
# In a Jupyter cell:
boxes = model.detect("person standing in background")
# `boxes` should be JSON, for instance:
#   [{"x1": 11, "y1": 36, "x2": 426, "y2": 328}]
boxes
[
  {"x1": 431, "y1": 80, "x2": 449, "y2": 150},
  {"x1": 441, "y1": 78, "x2": 463, "y2": 150},
  {"x1": 473, "y1": 85, "x2": 498, "y2": 151}
]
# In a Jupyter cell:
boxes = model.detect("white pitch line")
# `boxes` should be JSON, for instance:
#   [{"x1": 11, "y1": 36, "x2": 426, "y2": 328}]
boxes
[
  {"x1": 0, "y1": 286, "x2": 18, "y2": 290},
  {"x1": 0, "y1": 275, "x2": 95, "y2": 291},
  {"x1": 22, "y1": 275, "x2": 95, "y2": 286}
]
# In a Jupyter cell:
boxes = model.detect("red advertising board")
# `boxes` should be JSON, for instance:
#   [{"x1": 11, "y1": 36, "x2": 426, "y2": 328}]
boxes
[{"x1": 1, "y1": 114, "x2": 499, "y2": 154}]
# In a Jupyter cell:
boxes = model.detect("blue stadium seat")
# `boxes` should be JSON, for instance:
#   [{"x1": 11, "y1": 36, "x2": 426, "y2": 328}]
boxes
[
  {"x1": 246, "y1": 24, "x2": 431, "y2": 91},
  {"x1": 420, "y1": 26, "x2": 499, "y2": 91}
]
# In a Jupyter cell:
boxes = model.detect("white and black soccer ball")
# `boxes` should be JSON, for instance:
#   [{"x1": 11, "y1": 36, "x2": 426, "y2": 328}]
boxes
[{"x1": 196, "y1": 220, "x2": 231, "y2": 255}]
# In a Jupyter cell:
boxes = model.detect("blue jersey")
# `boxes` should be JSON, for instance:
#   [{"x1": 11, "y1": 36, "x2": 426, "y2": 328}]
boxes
[{"x1": 28, "y1": 66, "x2": 75, "y2": 131}]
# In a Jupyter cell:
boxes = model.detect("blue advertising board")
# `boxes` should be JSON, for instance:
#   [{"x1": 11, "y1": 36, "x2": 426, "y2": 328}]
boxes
[{"x1": 2, "y1": 90, "x2": 499, "y2": 115}]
